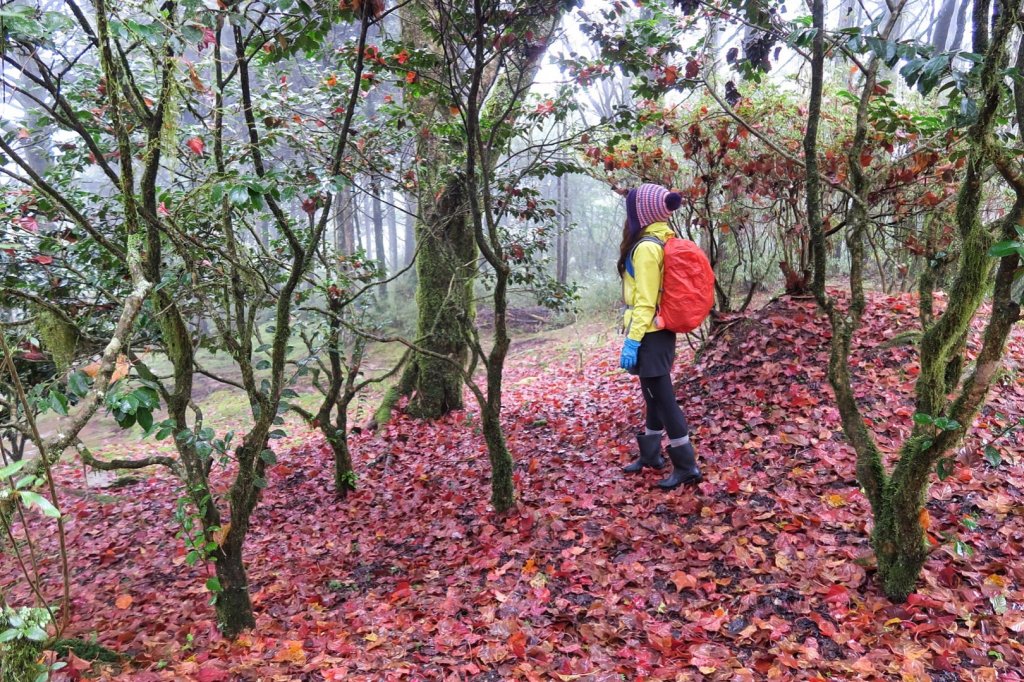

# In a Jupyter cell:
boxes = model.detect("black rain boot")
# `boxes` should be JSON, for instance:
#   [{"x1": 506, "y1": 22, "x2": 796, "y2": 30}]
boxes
[
  {"x1": 623, "y1": 433, "x2": 665, "y2": 473},
  {"x1": 657, "y1": 440, "x2": 702, "y2": 489}
]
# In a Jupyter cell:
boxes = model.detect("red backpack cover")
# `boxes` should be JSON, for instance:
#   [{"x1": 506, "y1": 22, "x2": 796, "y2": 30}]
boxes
[{"x1": 633, "y1": 236, "x2": 715, "y2": 333}]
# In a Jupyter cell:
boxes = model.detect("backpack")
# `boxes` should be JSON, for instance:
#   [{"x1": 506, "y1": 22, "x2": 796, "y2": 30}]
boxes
[{"x1": 627, "y1": 234, "x2": 715, "y2": 334}]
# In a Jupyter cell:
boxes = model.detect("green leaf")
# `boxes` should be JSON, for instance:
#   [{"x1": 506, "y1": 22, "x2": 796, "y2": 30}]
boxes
[
  {"x1": 15, "y1": 475, "x2": 38, "y2": 490},
  {"x1": 953, "y1": 538, "x2": 974, "y2": 557},
  {"x1": 984, "y1": 445, "x2": 1002, "y2": 467},
  {"x1": 990, "y1": 594, "x2": 1008, "y2": 615},
  {"x1": 181, "y1": 24, "x2": 203, "y2": 44},
  {"x1": 205, "y1": 577, "x2": 223, "y2": 593},
  {"x1": 921, "y1": 55, "x2": 949, "y2": 79},
  {"x1": 252, "y1": 476, "x2": 268, "y2": 489},
  {"x1": 259, "y1": 449, "x2": 277, "y2": 465},
  {"x1": 913, "y1": 413, "x2": 934, "y2": 426},
  {"x1": 933, "y1": 417, "x2": 961, "y2": 431},
  {"x1": 48, "y1": 391, "x2": 68, "y2": 416},
  {"x1": 136, "y1": 409, "x2": 154, "y2": 432},
  {"x1": 0, "y1": 459, "x2": 27, "y2": 479},
  {"x1": 989, "y1": 240, "x2": 1023, "y2": 258},
  {"x1": 68, "y1": 371, "x2": 90, "y2": 397},
  {"x1": 19, "y1": 491, "x2": 61, "y2": 518},
  {"x1": 936, "y1": 457, "x2": 955, "y2": 481},
  {"x1": 0, "y1": 629, "x2": 20, "y2": 643},
  {"x1": 228, "y1": 186, "x2": 250, "y2": 206},
  {"x1": 25, "y1": 624, "x2": 48, "y2": 641}
]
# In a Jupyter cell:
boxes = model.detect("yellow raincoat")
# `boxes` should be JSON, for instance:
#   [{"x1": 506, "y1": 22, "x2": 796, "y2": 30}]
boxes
[{"x1": 621, "y1": 222, "x2": 674, "y2": 343}]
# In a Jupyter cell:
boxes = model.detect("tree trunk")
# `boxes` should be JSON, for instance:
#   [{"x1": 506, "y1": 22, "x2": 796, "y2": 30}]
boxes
[
  {"x1": 330, "y1": 415, "x2": 355, "y2": 499},
  {"x1": 400, "y1": 180, "x2": 475, "y2": 417},
  {"x1": 372, "y1": 177, "x2": 387, "y2": 295},
  {"x1": 339, "y1": 186, "x2": 355, "y2": 254},
  {"x1": 403, "y1": 193, "x2": 416, "y2": 268},
  {"x1": 556, "y1": 173, "x2": 569, "y2": 285},
  {"x1": 387, "y1": 188, "x2": 399, "y2": 277},
  {"x1": 949, "y1": 0, "x2": 972, "y2": 52},
  {"x1": 353, "y1": 193, "x2": 363, "y2": 253},
  {"x1": 873, "y1": 490, "x2": 929, "y2": 602},
  {"x1": 481, "y1": 400, "x2": 514, "y2": 512},
  {"x1": 931, "y1": 0, "x2": 958, "y2": 50},
  {"x1": 213, "y1": 541, "x2": 256, "y2": 637}
]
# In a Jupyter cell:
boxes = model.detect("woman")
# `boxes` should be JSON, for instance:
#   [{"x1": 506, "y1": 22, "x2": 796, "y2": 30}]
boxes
[{"x1": 618, "y1": 183, "x2": 702, "y2": 489}]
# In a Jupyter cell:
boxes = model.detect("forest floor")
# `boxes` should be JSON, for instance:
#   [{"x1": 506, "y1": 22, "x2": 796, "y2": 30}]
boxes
[{"x1": 4, "y1": 291, "x2": 1024, "y2": 681}]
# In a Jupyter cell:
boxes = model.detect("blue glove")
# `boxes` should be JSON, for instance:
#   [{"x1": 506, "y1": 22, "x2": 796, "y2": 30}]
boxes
[{"x1": 619, "y1": 338, "x2": 641, "y2": 370}]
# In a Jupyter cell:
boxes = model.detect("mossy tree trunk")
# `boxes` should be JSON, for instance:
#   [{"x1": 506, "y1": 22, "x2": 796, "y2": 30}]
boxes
[
  {"x1": 399, "y1": 180, "x2": 476, "y2": 418},
  {"x1": 806, "y1": 0, "x2": 1023, "y2": 601},
  {"x1": 390, "y1": 6, "x2": 478, "y2": 419}
]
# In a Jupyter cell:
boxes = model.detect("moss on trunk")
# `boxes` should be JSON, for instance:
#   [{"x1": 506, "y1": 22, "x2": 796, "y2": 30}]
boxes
[
  {"x1": 328, "y1": 415, "x2": 355, "y2": 500},
  {"x1": 481, "y1": 402, "x2": 514, "y2": 513},
  {"x1": 872, "y1": 437, "x2": 930, "y2": 601},
  {"x1": 401, "y1": 179, "x2": 476, "y2": 418},
  {"x1": 33, "y1": 306, "x2": 78, "y2": 373},
  {"x1": 213, "y1": 541, "x2": 255, "y2": 638}
]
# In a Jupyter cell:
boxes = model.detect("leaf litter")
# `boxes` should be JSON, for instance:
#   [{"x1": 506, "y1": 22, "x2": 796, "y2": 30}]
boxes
[{"x1": 2, "y1": 292, "x2": 1023, "y2": 681}]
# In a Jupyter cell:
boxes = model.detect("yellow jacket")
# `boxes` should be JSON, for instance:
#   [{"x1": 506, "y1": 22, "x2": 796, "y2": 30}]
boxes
[{"x1": 622, "y1": 222, "x2": 673, "y2": 342}]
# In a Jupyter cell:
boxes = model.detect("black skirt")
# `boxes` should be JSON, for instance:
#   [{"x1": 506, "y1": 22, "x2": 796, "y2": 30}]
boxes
[{"x1": 631, "y1": 329, "x2": 677, "y2": 378}]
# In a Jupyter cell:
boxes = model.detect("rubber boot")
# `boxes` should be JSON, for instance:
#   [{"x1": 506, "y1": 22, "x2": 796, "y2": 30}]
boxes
[
  {"x1": 657, "y1": 440, "x2": 702, "y2": 489},
  {"x1": 623, "y1": 433, "x2": 665, "y2": 473}
]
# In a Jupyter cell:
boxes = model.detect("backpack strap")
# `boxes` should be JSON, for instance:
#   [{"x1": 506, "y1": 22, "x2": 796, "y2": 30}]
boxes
[{"x1": 624, "y1": 236, "x2": 665, "y2": 279}]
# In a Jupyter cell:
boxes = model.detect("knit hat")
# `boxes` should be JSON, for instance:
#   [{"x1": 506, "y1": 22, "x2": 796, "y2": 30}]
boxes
[{"x1": 626, "y1": 183, "x2": 682, "y2": 236}]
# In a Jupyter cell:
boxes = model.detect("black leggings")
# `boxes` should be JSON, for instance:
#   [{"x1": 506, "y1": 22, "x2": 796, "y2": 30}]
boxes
[{"x1": 640, "y1": 375, "x2": 689, "y2": 440}]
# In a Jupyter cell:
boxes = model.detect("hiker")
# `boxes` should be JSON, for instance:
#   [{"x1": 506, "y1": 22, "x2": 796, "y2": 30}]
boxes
[{"x1": 617, "y1": 183, "x2": 703, "y2": 490}]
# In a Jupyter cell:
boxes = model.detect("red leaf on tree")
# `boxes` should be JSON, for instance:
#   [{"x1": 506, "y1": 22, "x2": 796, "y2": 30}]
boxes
[
  {"x1": 186, "y1": 137, "x2": 205, "y2": 156},
  {"x1": 199, "y1": 27, "x2": 216, "y2": 51}
]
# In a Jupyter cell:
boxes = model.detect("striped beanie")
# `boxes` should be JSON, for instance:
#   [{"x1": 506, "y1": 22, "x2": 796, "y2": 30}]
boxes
[{"x1": 626, "y1": 183, "x2": 682, "y2": 236}]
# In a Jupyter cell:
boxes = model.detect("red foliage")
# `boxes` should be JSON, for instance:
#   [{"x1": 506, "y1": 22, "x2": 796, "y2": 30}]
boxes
[
  {"x1": 185, "y1": 137, "x2": 205, "y2": 156},
  {"x1": 3, "y1": 295, "x2": 1024, "y2": 680}
]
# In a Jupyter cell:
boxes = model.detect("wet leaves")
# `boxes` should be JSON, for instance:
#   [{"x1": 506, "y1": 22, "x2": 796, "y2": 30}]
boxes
[{"x1": 1, "y1": 294, "x2": 1023, "y2": 679}]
